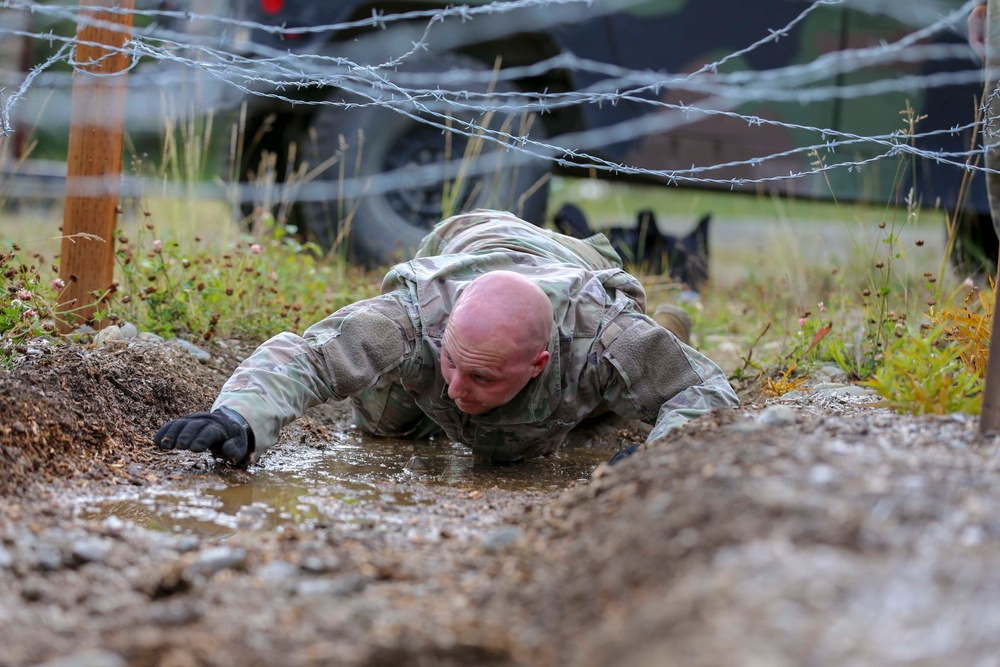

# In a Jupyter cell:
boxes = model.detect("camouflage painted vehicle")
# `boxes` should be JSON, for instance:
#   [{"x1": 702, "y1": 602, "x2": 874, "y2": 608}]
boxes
[{"x1": 221, "y1": 0, "x2": 987, "y2": 267}]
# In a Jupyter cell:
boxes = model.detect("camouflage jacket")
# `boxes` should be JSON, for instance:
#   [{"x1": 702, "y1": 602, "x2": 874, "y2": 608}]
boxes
[{"x1": 214, "y1": 210, "x2": 738, "y2": 462}]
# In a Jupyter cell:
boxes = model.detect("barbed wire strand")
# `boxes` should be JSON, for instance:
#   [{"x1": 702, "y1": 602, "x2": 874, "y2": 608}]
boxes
[{"x1": 0, "y1": 0, "x2": 993, "y2": 207}]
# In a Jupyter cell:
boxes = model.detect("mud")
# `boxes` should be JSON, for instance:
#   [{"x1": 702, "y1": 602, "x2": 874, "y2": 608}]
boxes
[{"x1": 2, "y1": 340, "x2": 1000, "y2": 666}]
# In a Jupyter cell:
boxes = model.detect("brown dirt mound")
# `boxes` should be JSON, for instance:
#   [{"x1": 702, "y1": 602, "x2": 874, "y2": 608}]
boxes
[{"x1": 0, "y1": 340, "x2": 244, "y2": 498}]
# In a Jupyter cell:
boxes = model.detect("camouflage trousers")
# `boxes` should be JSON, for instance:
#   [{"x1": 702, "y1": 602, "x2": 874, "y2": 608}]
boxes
[{"x1": 986, "y1": 0, "x2": 1000, "y2": 233}]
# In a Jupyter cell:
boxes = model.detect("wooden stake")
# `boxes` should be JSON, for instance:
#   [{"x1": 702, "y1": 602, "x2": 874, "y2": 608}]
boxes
[
  {"x1": 981, "y1": 262, "x2": 1000, "y2": 436},
  {"x1": 57, "y1": 0, "x2": 134, "y2": 331}
]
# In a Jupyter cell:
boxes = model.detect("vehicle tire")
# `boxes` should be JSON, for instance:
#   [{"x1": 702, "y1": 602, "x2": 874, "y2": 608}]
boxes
[
  {"x1": 297, "y1": 53, "x2": 551, "y2": 265},
  {"x1": 949, "y1": 210, "x2": 999, "y2": 277}
]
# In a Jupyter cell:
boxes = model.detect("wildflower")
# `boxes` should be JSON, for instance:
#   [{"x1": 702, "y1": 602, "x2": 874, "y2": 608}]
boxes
[
  {"x1": 152, "y1": 239, "x2": 163, "y2": 253},
  {"x1": 963, "y1": 277, "x2": 976, "y2": 291},
  {"x1": 10, "y1": 298, "x2": 22, "y2": 308},
  {"x1": 818, "y1": 301, "x2": 826, "y2": 313},
  {"x1": 250, "y1": 244, "x2": 262, "y2": 255},
  {"x1": 22, "y1": 309, "x2": 36, "y2": 320},
  {"x1": 798, "y1": 317, "x2": 808, "y2": 328},
  {"x1": 17, "y1": 289, "x2": 32, "y2": 301},
  {"x1": 268, "y1": 272, "x2": 278, "y2": 282},
  {"x1": 51, "y1": 278, "x2": 66, "y2": 291}
]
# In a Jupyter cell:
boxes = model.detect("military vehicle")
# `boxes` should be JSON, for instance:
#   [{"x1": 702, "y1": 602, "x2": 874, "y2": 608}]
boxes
[{"x1": 213, "y1": 0, "x2": 988, "y2": 266}]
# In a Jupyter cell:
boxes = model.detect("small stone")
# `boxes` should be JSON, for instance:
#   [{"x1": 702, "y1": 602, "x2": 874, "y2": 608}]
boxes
[
  {"x1": 186, "y1": 547, "x2": 246, "y2": 578},
  {"x1": 808, "y1": 465, "x2": 836, "y2": 485},
  {"x1": 118, "y1": 322, "x2": 138, "y2": 339},
  {"x1": 147, "y1": 599, "x2": 205, "y2": 626},
  {"x1": 731, "y1": 420, "x2": 765, "y2": 434},
  {"x1": 480, "y1": 526, "x2": 525, "y2": 552},
  {"x1": 35, "y1": 545, "x2": 63, "y2": 571},
  {"x1": 95, "y1": 325, "x2": 125, "y2": 347},
  {"x1": 813, "y1": 363, "x2": 849, "y2": 384},
  {"x1": 71, "y1": 325, "x2": 96, "y2": 336},
  {"x1": 810, "y1": 382, "x2": 847, "y2": 393},
  {"x1": 101, "y1": 516, "x2": 127, "y2": 533},
  {"x1": 404, "y1": 456, "x2": 428, "y2": 472},
  {"x1": 300, "y1": 556, "x2": 339, "y2": 573},
  {"x1": 35, "y1": 648, "x2": 127, "y2": 667},
  {"x1": 0, "y1": 546, "x2": 12, "y2": 569},
  {"x1": 830, "y1": 385, "x2": 877, "y2": 398},
  {"x1": 137, "y1": 331, "x2": 164, "y2": 343},
  {"x1": 72, "y1": 539, "x2": 110, "y2": 565},
  {"x1": 757, "y1": 405, "x2": 797, "y2": 427},
  {"x1": 295, "y1": 574, "x2": 368, "y2": 597},
  {"x1": 168, "y1": 339, "x2": 211, "y2": 363},
  {"x1": 174, "y1": 536, "x2": 201, "y2": 553},
  {"x1": 258, "y1": 560, "x2": 298, "y2": 582}
]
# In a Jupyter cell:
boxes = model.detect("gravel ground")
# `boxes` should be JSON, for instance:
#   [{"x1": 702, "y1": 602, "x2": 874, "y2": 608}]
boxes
[{"x1": 3, "y1": 338, "x2": 1000, "y2": 666}]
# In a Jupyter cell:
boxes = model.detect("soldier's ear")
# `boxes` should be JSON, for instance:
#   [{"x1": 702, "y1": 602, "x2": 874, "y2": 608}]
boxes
[{"x1": 529, "y1": 349, "x2": 550, "y2": 377}]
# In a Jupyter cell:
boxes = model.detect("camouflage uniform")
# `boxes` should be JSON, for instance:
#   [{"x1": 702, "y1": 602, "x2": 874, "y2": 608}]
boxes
[{"x1": 213, "y1": 210, "x2": 738, "y2": 463}]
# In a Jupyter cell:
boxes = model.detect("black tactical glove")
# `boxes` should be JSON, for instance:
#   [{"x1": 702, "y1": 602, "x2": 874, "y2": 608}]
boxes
[
  {"x1": 608, "y1": 443, "x2": 641, "y2": 465},
  {"x1": 154, "y1": 407, "x2": 255, "y2": 466}
]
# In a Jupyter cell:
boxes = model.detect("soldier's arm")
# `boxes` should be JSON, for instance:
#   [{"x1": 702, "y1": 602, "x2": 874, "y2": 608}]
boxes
[
  {"x1": 211, "y1": 292, "x2": 417, "y2": 460},
  {"x1": 598, "y1": 309, "x2": 738, "y2": 443}
]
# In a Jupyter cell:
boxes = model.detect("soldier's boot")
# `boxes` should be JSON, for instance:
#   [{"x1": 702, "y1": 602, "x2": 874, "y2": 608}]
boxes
[{"x1": 653, "y1": 304, "x2": 692, "y2": 346}]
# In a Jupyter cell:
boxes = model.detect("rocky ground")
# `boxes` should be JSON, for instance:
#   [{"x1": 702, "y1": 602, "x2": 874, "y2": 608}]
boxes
[{"x1": 3, "y1": 335, "x2": 1000, "y2": 667}]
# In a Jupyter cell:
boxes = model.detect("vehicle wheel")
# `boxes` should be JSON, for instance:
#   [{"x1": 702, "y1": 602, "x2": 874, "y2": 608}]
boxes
[
  {"x1": 949, "y1": 210, "x2": 999, "y2": 277},
  {"x1": 297, "y1": 53, "x2": 551, "y2": 265}
]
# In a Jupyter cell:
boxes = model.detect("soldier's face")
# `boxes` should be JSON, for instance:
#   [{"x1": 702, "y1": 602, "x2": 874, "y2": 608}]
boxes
[{"x1": 440, "y1": 324, "x2": 549, "y2": 415}]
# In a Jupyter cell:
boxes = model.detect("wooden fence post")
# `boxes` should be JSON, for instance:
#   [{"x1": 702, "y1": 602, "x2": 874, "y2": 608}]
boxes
[
  {"x1": 980, "y1": 263, "x2": 1000, "y2": 436},
  {"x1": 57, "y1": 0, "x2": 134, "y2": 331}
]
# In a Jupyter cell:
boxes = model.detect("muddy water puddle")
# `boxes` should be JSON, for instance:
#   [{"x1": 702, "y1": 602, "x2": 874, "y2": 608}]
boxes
[{"x1": 75, "y1": 435, "x2": 610, "y2": 538}]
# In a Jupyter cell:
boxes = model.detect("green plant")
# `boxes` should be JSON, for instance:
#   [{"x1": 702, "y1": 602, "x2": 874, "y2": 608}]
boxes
[
  {"x1": 0, "y1": 244, "x2": 61, "y2": 366},
  {"x1": 110, "y1": 212, "x2": 378, "y2": 341},
  {"x1": 794, "y1": 103, "x2": 940, "y2": 382},
  {"x1": 928, "y1": 281, "x2": 994, "y2": 378},
  {"x1": 863, "y1": 327, "x2": 982, "y2": 415}
]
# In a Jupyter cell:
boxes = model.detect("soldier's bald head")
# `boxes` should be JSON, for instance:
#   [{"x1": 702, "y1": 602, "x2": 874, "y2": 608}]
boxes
[{"x1": 450, "y1": 271, "x2": 553, "y2": 362}]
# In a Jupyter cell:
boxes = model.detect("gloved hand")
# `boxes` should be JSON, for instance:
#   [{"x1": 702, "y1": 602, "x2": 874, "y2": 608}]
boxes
[
  {"x1": 154, "y1": 407, "x2": 255, "y2": 466},
  {"x1": 608, "y1": 443, "x2": 641, "y2": 465}
]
